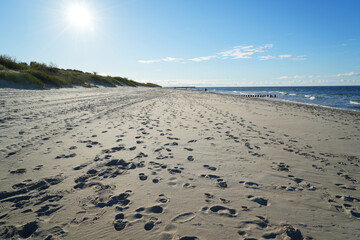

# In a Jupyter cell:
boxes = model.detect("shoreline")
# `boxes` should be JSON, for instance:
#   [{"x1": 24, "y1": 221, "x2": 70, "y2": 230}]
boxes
[
  {"x1": 198, "y1": 88, "x2": 360, "y2": 115},
  {"x1": 193, "y1": 86, "x2": 360, "y2": 112}
]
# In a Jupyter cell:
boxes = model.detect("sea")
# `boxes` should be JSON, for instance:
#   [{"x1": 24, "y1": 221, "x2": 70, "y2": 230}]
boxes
[{"x1": 195, "y1": 86, "x2": 360, "y2": 111}]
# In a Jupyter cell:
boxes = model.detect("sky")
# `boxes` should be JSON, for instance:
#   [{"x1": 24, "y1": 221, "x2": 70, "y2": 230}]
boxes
[{"x1": 0, "y1": 0, "x2": 360, "y2": 87}]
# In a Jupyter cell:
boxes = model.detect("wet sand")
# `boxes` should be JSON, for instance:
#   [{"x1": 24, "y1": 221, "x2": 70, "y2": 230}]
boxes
[{"x1": 0, "y1": 87, "x2": 359, "y2": 239}]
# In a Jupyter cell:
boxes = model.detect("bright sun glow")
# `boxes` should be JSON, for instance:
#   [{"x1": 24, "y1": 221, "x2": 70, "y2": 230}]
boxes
[{"x1": 67, "y1": 4, "x2": 93, "y2": 30}]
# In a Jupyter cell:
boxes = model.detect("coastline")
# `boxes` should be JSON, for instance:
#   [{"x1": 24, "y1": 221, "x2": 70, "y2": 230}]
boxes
[
  {"x1": 198, "y1": 88, "x2": 360, "y2": 115},
  {"x1": 0, "y1": 87, "x2": 359, "y2": 239},
  {"x1": 195, "y1": 86, "x2": 360, "y2": 112}
]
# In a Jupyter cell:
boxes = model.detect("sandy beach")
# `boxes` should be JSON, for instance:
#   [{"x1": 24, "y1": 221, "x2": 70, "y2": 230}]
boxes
[{"x1": 0, "y1": 87, "x2": 359, "y2": 240}]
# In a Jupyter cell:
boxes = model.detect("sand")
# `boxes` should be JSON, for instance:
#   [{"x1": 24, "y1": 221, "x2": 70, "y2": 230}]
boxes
[{"x1": 0, "y1": 87, "x2": 359, "y2": 239}]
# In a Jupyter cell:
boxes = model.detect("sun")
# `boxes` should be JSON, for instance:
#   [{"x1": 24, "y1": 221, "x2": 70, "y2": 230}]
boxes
[{"x1": 67, "y1": 4, "x2": 93, "y2": 30}]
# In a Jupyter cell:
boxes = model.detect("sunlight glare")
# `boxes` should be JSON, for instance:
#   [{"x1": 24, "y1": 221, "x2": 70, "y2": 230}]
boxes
[{"x1": 67, "y1": 4, "x2": 92, "y2": 29}]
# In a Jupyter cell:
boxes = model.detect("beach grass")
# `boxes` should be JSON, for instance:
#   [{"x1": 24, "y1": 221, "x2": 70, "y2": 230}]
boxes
[
  {"x1": 0, "y1": 71, "x2": 46, "y2": 88},
  {"x1": 0, "y1": 54, "x2": 161, "y2": 89}
]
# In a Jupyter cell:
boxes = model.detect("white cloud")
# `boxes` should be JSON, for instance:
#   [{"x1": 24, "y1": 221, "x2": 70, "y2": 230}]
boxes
[
  {"x1": 329, "y1": 72, "x2": 360, "y2": 77},
  {"x1": 279, "y1": 54, "x2": 292, "y2": 59},
  {"x1": 259, "y1": 55, "x2": 275, "y2": 60},
  {"x1": 138, "y1": 57, "x2": 183, "y2": 64},
  {"x1": 218, "y1": 47, "x2": 253, "y2": 59},
  {"x1": 189, "y1": 56, "x2": 216, "y2": 62},
  {"x1": 138, "y1": 43, "x2": 280, "y2": 63},
  {"x1": 292, "y1": 55, "x2": 307, "y2": 61},
  {"x1": 138, "y1": 59, "x2": 161, "y2": 64},
  {"x1": 218, "y1": 44, "x2": 273, "y2": 59},
  {"x1": 278, "y1": 75, "x2": 305, "y2": 79},
  {"x1": 162, "y1": 57, "x2": 183, "y2": 62}
]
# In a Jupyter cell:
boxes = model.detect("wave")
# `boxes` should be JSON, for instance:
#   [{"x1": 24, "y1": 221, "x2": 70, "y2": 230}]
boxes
[
  {"x1": 350, "y1": 100, "x2": 360, "y2": 105},
  {"x1": 197, "y1": 86, "x2": 360, "y2": 111},
  {"x1": 304, "y1": 95, "x2": 316, "y2": 100}
]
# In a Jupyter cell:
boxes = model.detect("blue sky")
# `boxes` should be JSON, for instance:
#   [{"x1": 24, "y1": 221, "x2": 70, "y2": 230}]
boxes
[{"x1": 1, "y1": 0, "x2": 360, "y2": 86}]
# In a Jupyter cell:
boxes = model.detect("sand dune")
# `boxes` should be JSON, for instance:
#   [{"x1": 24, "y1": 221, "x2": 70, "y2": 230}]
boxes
[{"x1": 0, "y1": 87, "x2": 359, "y2": 239}]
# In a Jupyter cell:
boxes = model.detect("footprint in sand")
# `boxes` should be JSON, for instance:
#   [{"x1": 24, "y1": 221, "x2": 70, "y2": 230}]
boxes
[
  {"x1": 239, "y1": 181, "x2": 260, "y2": 189},
  {"x1": 171, "y1": 212, "x2": 196, "y2": 223},
  {"x1": 9, "y1": 168, "x2": 26, "y2": 174},
  {"x1": 272, "y1": 162, "x2": 290, "y2": 172},
  {"x1": 201, "y1": 205, "x2": 237, "y2": 217},
  {"x1": 152, "y1": 177, "x2": 161, "y2": 183},
  {"x1": 327, "y1": 194, "x2": 360, "y2": 219},
  {"x1": 203, "y1": 164, "x2": 216, "y2": 171},
  {"x1": 144, "y1": 221, "x2": 154, "y2": 231},
  {"x1": 113, "y1": 219, "x2": 127, "y2": 231},
  {"x1": 179, "y1": 236, "x2": 199, "y2": 240},
  {"x1": 247, "y1": 195, "x2": 270, "y2": 206},
  {"x1": 139, "y1": 173, "x2": 148, "y2": 181}
]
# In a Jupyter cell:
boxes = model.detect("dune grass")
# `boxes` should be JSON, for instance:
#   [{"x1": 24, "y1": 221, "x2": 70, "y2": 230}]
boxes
[
  {"x1": 0, "y1": 54, "x2": 161, "y2": 89},
  {"x1": 0, "y1": 71, "x2": 46, "y2": 88}
]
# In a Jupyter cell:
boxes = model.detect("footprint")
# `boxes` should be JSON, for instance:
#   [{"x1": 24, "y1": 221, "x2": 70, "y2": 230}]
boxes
[
  {"x1": 113, "y1": 220, "x2": 127, "y2": 231},
  {"x1": 201, "y1": 205, "x2": 237, "y2": 217},
  {"x1": 239, "y1": 181, "x2": 259, "y2": 189},
  {"x1": 33, "y1": 165, "x2": 43, "y2": 171},
  {"x1": 203, "y1": 165, "x2": 216, "y2": 171},
  {"x1": 247, "y1": 195, "x2": 269, "y2": 206},
  {"x1": 144, "y1": 221, "x2": 154, "y2": 231},
  {"x1": 9, "y1": 168, "x2": 26, "y2": 174},
  {"x1": 179, "y1": 237, "x2": 199, "y2": 240},
  {"x1": 152, "y1": 178, "x2": 161, "y2": 183},
  {"x1": 217, "y1": 179, "x2": 228, "y2": 188},
  {"x1": 18, "y1": 221, "x2": 38, "y2": 238},
  {"x1": 148, "y1": 205, "x2": 163, "y2": 214},
  {"x1": 139, "y1": 173, "x2": 148, "y2": 181},
  {"x1": 73, "y1": 164, "x2": 87, "y2": 171},
  {"x1": 171, "y1": 212, "x2": 196, "y2": 223},
  {"x1": 168, "y1": 168, "x2": 182, "y2": 174},
  {"x1": 272, "y1": 162, "x2": 290, "y2": 171},
  {"x1": 183, "y1": 183, "x2": 196, "y2": 189},
  {"x1": 35, "y1": 204, "x2": 62, "y2": 216}
]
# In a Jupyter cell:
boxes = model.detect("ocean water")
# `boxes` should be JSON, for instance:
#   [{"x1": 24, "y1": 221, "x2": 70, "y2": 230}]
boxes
[{"x1": 196, "y1": 86, "x2": 360, "y2": 111}]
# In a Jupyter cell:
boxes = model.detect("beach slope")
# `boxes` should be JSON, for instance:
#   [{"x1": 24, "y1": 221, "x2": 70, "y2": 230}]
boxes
[{"x1": 0, "y1": 87, "x2": 359, "y2": 239}]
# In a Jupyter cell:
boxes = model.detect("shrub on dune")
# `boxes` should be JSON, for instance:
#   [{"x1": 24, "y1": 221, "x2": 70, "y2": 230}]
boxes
[
  {"x1": 26, "y1": 70, "x2": 64, "y2": 87},
  {"x1": 0, "y1": 71, "x2": 45, "y2": 88},
  {"x1": 0, "y1": 55, "x2": 28, "y2": 70},
  {"x1": 0, "y1": 54, "x2": 161, "y2": 88}
]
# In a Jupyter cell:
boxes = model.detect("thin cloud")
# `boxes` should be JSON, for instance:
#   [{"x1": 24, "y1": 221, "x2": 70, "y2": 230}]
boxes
[
  {"x1": 218, "y1": 44, "x2": 273, "y2": 59},
  {"x1": 162, "y1": 57, "x2": 183, "y2": 62},
  {"x1": 138, "y1": 59, "x2": 161, "y2": 64},
  {"x1": 279, "y1": 54, "x2": 292, "y2": 59},
  {"x1": 138, "y1": 43, "x2": 279, "y2": 63},
  {"x1": 278, "y1": 75, "x2": 305, "y2": 80},
  {"x1": 189, "y1": 56, "x2": 216, "y2": 62},
  {"x1": 259, "y1": 55, "x2": 275, "y2": 61},
  {"x1": 292, "y1": 55, "x2": 307, "y2": 61},
  {"x1": 329, "y1": 72, "x2": 360, "y2": 77},
  {"x1": 138, "y1": 57, "x2": 182, "y2": 64}
]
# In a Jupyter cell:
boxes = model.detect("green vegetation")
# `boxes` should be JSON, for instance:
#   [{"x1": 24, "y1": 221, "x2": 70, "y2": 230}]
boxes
[
  {"x1": 0, "y1": 54, "x2": 161, "y2": 89},
  {"x1": 0, "y1": 71, "x2": 45, "y2": 88}
]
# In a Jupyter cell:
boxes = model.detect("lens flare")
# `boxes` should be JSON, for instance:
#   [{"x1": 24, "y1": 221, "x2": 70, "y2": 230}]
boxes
[{"x1": 67, "y1": 4, "x2": 92, "y2": 29}]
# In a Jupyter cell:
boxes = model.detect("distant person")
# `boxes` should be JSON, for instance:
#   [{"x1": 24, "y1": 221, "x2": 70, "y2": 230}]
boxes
[{"x1": 205, "y1": 88, "x2": 207, "y2": 92}]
